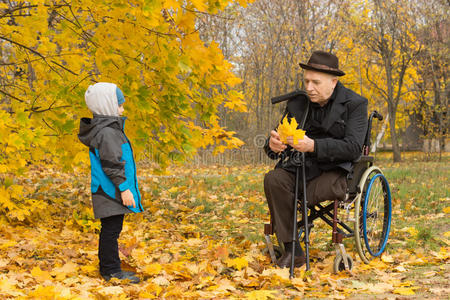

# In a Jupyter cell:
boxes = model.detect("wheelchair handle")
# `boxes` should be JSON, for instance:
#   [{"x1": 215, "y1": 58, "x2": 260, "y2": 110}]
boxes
[
  {"x1": 372, "y1": 111, "x2": 383, "y2": 121},
  {"x1": 364, "y1": 111, "x2": 384, "y2": 155},
  {"x1": 271, "y1": 89, "x2": 307, "y2": 104}
]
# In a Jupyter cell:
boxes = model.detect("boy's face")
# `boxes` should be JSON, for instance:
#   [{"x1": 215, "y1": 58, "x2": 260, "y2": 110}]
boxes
[{"x1": 118, "y1": 104, "x2": 124, "y2": 116}]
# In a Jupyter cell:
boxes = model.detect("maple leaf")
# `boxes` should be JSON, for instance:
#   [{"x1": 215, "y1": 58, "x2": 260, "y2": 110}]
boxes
[
  {"x1": 30, "y1": 266, "x2": 52, "y2": 282},
  {"x1": 144, "y1": 263, "x2": 163, "y2": 276},
  {"x1": 153, "y1": 276, "x2": 170, "y2": 286},
  {"x1": 245, "y1": 290, "x2": 277, "y2": 300},
  {"x1": 98, "y1": 286, "x2": 124, "y2": 296},
  {"x1": 225, "y1": 257, "x2": 248, "y2": 270},
  {"x1": 277, "y1": 116, "x2": 305, "y2": 144},
  {"x1": 381, "y1": 254, "x2": 394, "y2": 263},
  {"x1": 214, "y1": 245, "x2": 229, "y2": 260},
  {"x1": 393, "y1": 287, "x2": 416, "y2": 295}
]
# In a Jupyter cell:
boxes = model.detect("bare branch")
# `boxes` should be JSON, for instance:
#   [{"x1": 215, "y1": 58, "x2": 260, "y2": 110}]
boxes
[
  {"x1": 365, "y1": 65, "x2": 388, "y2": 100},
  {"x1": 0, "y1": 89, "x2": 26, "y2": 102}
]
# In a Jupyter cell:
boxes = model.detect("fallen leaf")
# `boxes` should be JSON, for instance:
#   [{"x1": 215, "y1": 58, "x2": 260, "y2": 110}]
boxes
[
  {"x1": 144, "y1": 263, "x2": 163, "y2": 276},
  {"x1": 423, "y1": 271, "x2": 436, "y2": 277},
  {"x1": 367, "y1": 282, "x2": 394, "y2": 294},
  {"x1": 393, "y1": 287, "x2": 416, "y2": 295},
  {"x1": 98, "y1": 286, "x2": 124, "y2": 296},
  {"x1": 246, "y1": 289, "x2": 277, "y2": 300},
  {"x1": 215, "y1": 278, "x2": 236, "y2": 292},
  {"x1": 215, "y1": 246, "x2": 229, "y2": 260},
  {"x1": 153, "y1": 276, "x2": 170, "y2": 286},
  {"x1": 393, "y1": 265, "x2": 407, "y2": 272},
  {"x1": 430, "y1": 287, "x2": 450, "y2": 296},
  {"x1": 381, "y1": 254, "x2": 394, "y2": 263},
  {"x1": 261, "y1": 268, "x2": 290, "y2": 281},
  {"x1": 225, "y1": 257, "x2": 248, "y2": 270},
  {"x1": 31, "y1": 266, "x2": 52, "y2": 282}
]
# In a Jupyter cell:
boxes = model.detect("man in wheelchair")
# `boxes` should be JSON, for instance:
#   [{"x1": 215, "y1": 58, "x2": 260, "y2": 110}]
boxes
[{"x1": 263, "y1": 50, "x2": 368, "y2": 269}]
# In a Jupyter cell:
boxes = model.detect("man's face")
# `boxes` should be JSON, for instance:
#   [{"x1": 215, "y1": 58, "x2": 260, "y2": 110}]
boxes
[{"x1": 303, "y1": 70, "x2": 338, "y2": 106}]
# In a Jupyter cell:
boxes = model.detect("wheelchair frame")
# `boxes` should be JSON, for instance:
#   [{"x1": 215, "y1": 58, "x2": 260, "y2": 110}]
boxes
[{"x1": 264, "y1": 110, "x2": 392, "y2": 275}]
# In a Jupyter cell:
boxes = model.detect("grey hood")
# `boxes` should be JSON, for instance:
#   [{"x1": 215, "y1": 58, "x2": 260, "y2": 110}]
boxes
[{"x1": 78, "y1": 116, "x2": 125, "y2": 147}]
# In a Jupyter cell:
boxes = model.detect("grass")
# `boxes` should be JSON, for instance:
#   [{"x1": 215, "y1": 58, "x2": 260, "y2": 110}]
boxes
[
  {"x1": 131, "y1": 153, "x2": 449, "y2": 299},
  {"x1": 376, "y1": 156, "x2": 449, "y2": 252},
  {"x1": 146, "y1": 153, "x2": 449, "y2": 256}
]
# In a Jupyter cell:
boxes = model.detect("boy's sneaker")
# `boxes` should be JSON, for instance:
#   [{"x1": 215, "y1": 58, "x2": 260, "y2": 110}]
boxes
[
  {"x1": 122, "y1": 270, "x2": 137, "y2": 277},
  {"x1": 102, "y1": 271, "x2": 140, "y2": 283}
]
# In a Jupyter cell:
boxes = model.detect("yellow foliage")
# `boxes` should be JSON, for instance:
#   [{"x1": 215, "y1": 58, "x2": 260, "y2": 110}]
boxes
[
  {"x1": 277, "y1": 116, "x2": 306, "y2": 144},
  {"x1": 0, "y1": 0, "x2": 247, "y2": 181}
]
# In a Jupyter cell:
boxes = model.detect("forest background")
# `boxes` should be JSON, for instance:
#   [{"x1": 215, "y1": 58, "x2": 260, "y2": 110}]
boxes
[{"x1": 0, "y1": 0, "x2": 448, "y2": 298}]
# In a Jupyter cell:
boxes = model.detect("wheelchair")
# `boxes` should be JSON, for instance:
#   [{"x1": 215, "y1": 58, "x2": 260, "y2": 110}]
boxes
[{"x1": 264, "y1": 111, "x2": 392, "y2": 274}]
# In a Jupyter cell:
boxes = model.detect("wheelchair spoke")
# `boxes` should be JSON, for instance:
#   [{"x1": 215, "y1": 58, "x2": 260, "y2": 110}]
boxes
[{"x1": 366, "y1": 212, "x2": 378, "y2": 221}]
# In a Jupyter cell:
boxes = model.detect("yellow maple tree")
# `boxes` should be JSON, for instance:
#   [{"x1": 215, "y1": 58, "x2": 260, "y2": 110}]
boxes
[{"x1": 0, "y1": 0, "x2": 251, "y2": 219}]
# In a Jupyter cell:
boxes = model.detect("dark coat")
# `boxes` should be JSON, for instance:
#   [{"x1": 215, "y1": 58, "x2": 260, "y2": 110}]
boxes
[
  {"x1": 78, "y1": 116, "x2": 144, "y2": 219},
  {"x1": 264, "y1": 81, "x2": 368, "y2": 181}
]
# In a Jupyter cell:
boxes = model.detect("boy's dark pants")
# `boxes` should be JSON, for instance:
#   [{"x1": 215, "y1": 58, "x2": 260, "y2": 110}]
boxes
[{"x1": 99, "y1": 214, "x2": 124, "y2": 276}]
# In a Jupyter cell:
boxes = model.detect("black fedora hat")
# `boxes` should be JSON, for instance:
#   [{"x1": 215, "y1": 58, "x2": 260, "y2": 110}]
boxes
[{"x1": 299, "y1": 50, "x2": 345, "y2": 76}]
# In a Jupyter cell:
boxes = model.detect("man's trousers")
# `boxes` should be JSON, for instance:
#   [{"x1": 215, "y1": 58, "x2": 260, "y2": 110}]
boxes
[{"x1": 264, "y1": 168, "x2": 347, "y2": 243}]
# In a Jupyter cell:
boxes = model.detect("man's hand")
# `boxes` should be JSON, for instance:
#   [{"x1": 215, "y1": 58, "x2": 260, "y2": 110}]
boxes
[
  {"x1": 286, "y1": 135, "x2": 315, "y2": 152},
  {"x1": 269, "y1": 130, "x2": 287, "y2": 153},
  {"x1": 121, "y1": 189, "x2": 136, "y2": 208}
]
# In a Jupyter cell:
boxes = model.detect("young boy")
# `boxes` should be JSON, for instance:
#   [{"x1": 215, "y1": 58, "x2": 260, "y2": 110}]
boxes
[{"x1": 78, "y1": 82, "x2": 143, "y2": 283}]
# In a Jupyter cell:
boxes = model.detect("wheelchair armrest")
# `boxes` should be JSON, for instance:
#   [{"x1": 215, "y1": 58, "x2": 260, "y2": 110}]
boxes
[
  {"x1": 347, "y1": 155, "x2": 374, "y2": 194},
  {"x1": 353, "y1": 155, "x2": 374, "y2": 164}
]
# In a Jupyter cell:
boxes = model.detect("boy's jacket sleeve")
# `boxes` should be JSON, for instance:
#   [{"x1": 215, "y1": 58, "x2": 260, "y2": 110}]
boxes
[{"x1": 96, "y1": 128, "x2": 127, "y2": 190}]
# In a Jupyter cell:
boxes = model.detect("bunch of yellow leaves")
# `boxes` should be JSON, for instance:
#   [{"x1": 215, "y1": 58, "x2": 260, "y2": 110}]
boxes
[{"x1": 278, "y1": 116, "x2": 306, "y2": 144}]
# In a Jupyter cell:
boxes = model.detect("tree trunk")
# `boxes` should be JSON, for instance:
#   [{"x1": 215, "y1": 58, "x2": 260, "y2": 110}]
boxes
[
  {"x1": 388, "y1": 104, "x2": 401, "y2": 162},
  {"x1": 371, "y1": 113, "x2": 389, "y2": 153}
]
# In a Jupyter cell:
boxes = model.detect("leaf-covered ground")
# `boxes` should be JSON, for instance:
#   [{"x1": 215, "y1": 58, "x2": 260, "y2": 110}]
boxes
[{"x1": 0, "y1": 155, "x2": 449, "y2": 299}]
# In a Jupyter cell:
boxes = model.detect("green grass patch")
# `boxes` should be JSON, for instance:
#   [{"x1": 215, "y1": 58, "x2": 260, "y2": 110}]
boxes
[{"x1": 144, "y1": 158, "x2": 448, "y2": 255}]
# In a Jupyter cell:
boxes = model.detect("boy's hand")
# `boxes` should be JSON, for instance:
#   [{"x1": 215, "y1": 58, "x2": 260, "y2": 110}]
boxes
[{"x1": 121, "y1": 189, "x2": 136, "y2": 208}]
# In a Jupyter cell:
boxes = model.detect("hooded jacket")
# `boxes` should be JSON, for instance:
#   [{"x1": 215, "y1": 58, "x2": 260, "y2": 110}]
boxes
[{"x1": 78, "y1": 83, "x2": 143, "y2": 219}]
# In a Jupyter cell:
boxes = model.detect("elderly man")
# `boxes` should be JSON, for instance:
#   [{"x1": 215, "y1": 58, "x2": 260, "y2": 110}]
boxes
[{"x1": 264, "y1": 50, "x2": 368, "y2": 268}]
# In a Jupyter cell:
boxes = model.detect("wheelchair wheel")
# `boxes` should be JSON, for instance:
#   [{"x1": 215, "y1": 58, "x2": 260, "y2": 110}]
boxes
[
  {"x1": 354, "y1": 166, "x2": 392, "y2": 263},
  {"x1": 333, "y1": 253, "x2": 353, "y2": 273}
]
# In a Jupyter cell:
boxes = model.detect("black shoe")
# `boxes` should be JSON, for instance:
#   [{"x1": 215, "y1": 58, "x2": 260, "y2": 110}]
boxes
[
  {"x1": 122, "y1": 270, "x2": 137, "y2": 277},
  {"x1": 102, "y1": 271, "x2": 140, "y2": 284},
  {"x1": 276, "y1": 251, "x2": 306, "y2": 268}
]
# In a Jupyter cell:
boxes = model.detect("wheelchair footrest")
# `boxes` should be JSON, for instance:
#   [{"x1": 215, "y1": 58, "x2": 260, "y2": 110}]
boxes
[{"x1": 264, "y1": 234, "x2": 277, "y2": 264}]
